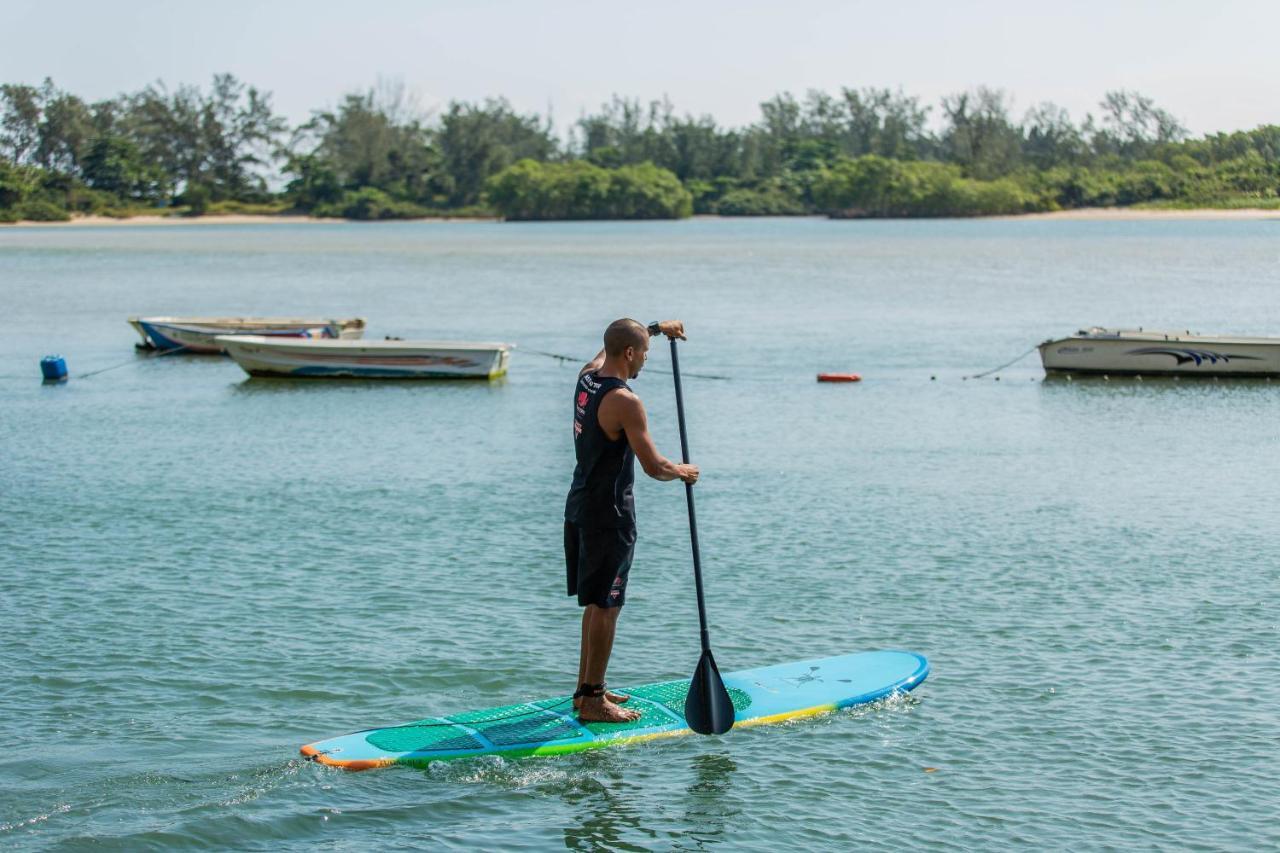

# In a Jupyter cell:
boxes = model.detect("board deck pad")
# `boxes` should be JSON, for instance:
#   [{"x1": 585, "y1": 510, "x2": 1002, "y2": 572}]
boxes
[{"x1": 301, "y1": 650, "x2": 928, "y2": 770}]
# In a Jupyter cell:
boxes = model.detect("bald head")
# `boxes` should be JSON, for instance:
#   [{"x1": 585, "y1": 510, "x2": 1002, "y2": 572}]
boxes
[{"x1": 604, "y1": 318, "x2": 648, "y2": 357}]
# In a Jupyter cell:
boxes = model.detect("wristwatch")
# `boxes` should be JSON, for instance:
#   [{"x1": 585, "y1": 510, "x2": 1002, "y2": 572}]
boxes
[{"x1": 647, "y1": 321, "x2": 662, "y2": 336}]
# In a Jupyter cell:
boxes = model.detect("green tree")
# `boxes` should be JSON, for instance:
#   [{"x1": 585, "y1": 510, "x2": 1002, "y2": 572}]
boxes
[
  {"x1": 838, "y1": 87, "x2": 933, "y2": 159},
  {"x1": 942, "y1": 88, "x2": 1024, "y2": 179},
  {"x1": 438, "y1": 98, "x2": 555, "y2": 206},
  {"x1": 203, "y1": 74, "x2": 285, "y2": 200},
  {"x1": 754, "y1": 93, "x2": 803, "y2": 177},
  {"x1": 282, "y1": 153, "x2": 344, "y2": 208},
  {"x1": 1022, "y1": 103, "x2": 1084, "y2": 169},
  {"x1": 289, "y1": 89, "x2": 440, "y2": 205},
  {"x1": 34, "y1": 83, "x2": 94, "y2": 173},
  {"x1": 81, "y1": 136, "x2": 164, "y2": 201},
  {"x1": 1087, "y1": 90, "x2": 1186, "y2": 160},
  {"x1": 0, "y1": 83, "x2": 41, "y2": 163},
  {"x1": 120, "y1": 74, "x2": 284, "y2": 201},
  {"x1": 576, "y1": 97, "x2": 674, "y2": 168}
]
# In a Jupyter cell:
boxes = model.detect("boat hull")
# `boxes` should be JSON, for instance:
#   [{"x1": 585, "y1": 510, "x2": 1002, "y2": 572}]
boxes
[
  {"x1": 128, "y1": 316, "x2": 366, "y2": 353},
  {"x1": 218, "y1": 336, "x2": 512, "y2": 379},
  {"x1": 1039, "y1": 330, "x2": 1280, "y2": 377}
]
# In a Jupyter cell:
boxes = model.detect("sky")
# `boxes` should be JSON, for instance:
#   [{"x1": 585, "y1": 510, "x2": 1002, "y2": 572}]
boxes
[{"x1": 3, "y1": 0, "x2": 1276, "y2": 137}]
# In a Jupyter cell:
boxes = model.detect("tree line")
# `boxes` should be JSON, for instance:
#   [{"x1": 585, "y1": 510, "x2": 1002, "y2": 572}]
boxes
[{"x1": 2, "y1": 75, "x2": 1277, "y2": 222}]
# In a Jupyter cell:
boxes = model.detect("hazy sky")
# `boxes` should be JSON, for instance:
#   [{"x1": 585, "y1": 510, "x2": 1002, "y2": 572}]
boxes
[{"x1": 4, "y1": 0, "x2": 1275, "y2": 137}]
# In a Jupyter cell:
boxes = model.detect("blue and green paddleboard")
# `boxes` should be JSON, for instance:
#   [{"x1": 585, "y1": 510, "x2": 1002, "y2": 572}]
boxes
[{"x1": 301, "y1": 650, "x2": 929, "y2": 770}]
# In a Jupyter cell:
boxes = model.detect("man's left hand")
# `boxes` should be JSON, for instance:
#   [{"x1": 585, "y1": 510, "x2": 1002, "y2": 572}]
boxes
[{"x1": 654, "y1": 320, "x2": 686, "y2": 340}]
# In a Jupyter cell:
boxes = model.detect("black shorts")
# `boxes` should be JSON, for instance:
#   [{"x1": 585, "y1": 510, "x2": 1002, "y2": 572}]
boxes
[{"x1": 564, "y1": 521, "x2": 636, "y2": 608}]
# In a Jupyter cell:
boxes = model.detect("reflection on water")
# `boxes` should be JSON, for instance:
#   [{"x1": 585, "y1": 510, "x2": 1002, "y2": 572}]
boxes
[
  {"x1": 678, "y1": 752, "x2": 739, "y2": 849},
  {"x1": 559, "y1": 757, "x2": 655, "y2": 852},
  {"x1": 1039, "y1": 372, "x2": 1279, "y2": 402},
  {"x1": 558, "y1": 750, "x2": 739, "y2": 851},
  {"x1": 1040, "y1": 373, "x2": 1277, "y2": 387},
  {"x1": 228, "y1": 374, "x2": 510, "y2": 395}
]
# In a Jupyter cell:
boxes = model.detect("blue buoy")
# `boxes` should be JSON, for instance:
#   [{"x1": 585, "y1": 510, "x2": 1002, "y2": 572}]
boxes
[{"x1": 40, "y1": 355, "x2": 68, "y2": 382}]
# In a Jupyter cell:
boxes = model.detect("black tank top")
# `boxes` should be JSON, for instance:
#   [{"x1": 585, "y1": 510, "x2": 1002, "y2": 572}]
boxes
[{"x1": 564, "y1": 371, "x2": 636, "y2": 528}]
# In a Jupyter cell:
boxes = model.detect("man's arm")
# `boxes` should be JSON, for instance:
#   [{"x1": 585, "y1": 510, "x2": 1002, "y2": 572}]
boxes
[
  {"x1": 580, "y1": 348, "x2": 606, "y2": 376},
  {"x1": 610, "y1": 392, "x2": 698, "y2": 483}
]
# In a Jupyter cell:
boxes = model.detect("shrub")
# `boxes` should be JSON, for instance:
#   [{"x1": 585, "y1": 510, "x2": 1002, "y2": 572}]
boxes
[
  {"x1": 312, "y1": 188, "x2": 431, "y2": 220},
  {"x1": 714, "y1": 187, "x2": 807, "y2": 216},
  {"x1": 486, "y1": 159, "x2": 692, "y2": 220},
  {"x1": 180, "y1": 184, "x2": 211, "y2": 216},
  {"x1": 813, "y1": 155, "x2": 1043, "y2": 217},
  {"x1": 0, "y1": 160, "x2": 43, "y2": 209},
  {"x1": 15, "y1": 200, "x2": 71, "y2": 222}
]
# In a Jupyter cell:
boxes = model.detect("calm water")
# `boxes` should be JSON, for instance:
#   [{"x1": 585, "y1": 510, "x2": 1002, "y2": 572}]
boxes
[{"x1": 2, "y1": 218, "x2": 1278, "y2": 850}]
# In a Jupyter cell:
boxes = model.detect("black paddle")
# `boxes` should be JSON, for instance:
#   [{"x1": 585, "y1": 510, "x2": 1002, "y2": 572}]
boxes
[{"x1": 668, "y1": 337, "x2": 735, "y2": 735}]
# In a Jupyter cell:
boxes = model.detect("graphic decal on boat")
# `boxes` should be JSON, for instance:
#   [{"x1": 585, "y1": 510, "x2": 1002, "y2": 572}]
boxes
[{"x1": 1125, "y1": 347, "x2": 1264, "y2": 366}]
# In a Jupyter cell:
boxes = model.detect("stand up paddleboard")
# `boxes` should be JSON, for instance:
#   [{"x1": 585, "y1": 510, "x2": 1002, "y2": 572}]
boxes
[{"x1": 301, "y1": 650, "x2": 928, "y2": 770}]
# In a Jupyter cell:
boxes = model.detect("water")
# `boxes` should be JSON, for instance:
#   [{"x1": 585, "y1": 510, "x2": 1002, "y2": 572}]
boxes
[{"x1": 2, "y1": 218, "x2": 1278, "y2": 850}]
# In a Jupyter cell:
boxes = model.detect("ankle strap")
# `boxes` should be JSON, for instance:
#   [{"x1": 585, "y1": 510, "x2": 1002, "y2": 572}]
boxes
[{"x1": 573, "y1": 682, "x2": 606, "y2": 699}]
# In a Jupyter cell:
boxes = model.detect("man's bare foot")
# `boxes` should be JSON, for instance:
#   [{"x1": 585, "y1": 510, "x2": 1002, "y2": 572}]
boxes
[
  {"x1": 577, "y1": 695, "x2": 641, "y2": 723},
  {"x1": 573, "y1": 690, "x2": 629, "y2": 710}
]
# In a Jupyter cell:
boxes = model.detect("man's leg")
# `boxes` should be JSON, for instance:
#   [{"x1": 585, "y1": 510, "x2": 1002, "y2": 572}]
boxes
[
  {"x1": 575, "y1": 605, "x2": 632, "y2": 708},
  {"x1": 576, "y1": 605, "x2": 592, "y2": 692},
  {"x1": 576, "y1": 604, "x2": 640, "y2": 723}
]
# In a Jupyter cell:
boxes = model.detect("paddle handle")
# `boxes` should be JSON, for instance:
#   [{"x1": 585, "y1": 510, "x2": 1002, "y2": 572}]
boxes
[{"x1": 669, "y1": 338, "x2": 712, "y2": 654}]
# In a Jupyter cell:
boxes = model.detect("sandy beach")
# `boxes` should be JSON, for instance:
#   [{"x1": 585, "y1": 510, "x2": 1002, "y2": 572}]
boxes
[{"x1": 998, "y1": 207, "x2": 1280, "y2": 221}]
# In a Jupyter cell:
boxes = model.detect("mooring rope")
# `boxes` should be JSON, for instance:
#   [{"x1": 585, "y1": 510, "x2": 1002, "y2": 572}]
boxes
[
  {"x1": 963, "y1": 345, "x2": 1039, "y2": 380},
  {"x1": 77, "y1": 345, "x2": 191, "y2": 379},
  {"x1": 523, "y1": 347, "x2": 731, "y2": 380}
]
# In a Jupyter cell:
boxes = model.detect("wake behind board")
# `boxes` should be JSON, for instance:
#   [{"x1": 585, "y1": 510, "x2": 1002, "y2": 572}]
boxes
[{"x1": 301, "y1": 650, "x2": 928, "y2": 770}]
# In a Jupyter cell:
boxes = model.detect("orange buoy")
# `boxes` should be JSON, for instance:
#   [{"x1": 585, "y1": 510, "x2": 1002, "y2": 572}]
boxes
[{"x1": 817, "y1": 372, "x2": 861, "y2": 383}]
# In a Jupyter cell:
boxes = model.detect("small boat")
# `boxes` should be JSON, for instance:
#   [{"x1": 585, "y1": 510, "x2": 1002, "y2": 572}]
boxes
[
  {"x1": 1039, "y1": 327, "x2": 1280, "y2": 377},
  {"x1": 128, "y1": 316, "x2": 367, "y2": 353},
  {"x1": 218, "y1": 336, "x2": 512, "y2": 379}
]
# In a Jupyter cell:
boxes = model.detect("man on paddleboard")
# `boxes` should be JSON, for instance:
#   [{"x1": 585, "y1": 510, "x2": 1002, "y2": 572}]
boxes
[{"x1": 566, "y1": 318, "x2": 699, "y2": 723}]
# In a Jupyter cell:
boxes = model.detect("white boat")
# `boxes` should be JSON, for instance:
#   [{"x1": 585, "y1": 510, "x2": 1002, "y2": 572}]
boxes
[
  {"x1": 128, "y1": 316, "x2": 366, "y2": 353},
  {"x1": 217, "y1": 336, "x2": 512, "y2": 379},
  {"x1": 1039, "y1": 327, "x2": 1280, "y2": 377}
]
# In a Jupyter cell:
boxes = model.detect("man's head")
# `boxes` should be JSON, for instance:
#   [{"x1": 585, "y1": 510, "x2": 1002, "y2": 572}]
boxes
[{"x1": 603, "y1": 318, "x2": 649, "y2": 378}]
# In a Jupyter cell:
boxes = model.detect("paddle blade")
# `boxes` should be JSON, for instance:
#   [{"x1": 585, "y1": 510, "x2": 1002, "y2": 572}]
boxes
[{"x1": 685, "y1": 649, "x2": 735, "y2": 735}]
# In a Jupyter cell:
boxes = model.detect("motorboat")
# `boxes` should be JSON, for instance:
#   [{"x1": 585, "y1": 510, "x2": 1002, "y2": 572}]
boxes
[
  {"x1": 217, "y1": 336, "x2": 512, "y2": 379},
  {"x1": 128, "y1": 316, "x2": 366, "y2": 353},
  {"x1": 1039, "y1": 327, "x2": 1280, "y2": 377}
]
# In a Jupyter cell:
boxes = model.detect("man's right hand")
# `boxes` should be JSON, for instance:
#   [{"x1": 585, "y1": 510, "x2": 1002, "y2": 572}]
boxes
[{"x1": 676, "y1": 463, "x2": 699, "y2": 485}]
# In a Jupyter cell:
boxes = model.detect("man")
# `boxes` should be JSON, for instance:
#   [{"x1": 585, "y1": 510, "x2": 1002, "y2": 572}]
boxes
[{"x1": 565, "y1": 318, "x2": 699, "y2": 723}]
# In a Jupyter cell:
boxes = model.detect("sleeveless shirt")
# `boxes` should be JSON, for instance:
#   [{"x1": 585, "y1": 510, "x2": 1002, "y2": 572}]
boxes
[{"x1": 564, "y1": 371, "x2": 636, "y2": 528}]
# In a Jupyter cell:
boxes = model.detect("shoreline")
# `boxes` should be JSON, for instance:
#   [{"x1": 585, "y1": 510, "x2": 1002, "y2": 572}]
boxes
[
  {"x1": 2, "y1": 213, "x2": 500, "y2": 227},
  {"x1": 2, "y1": 207, "x2": 1277, "y2": 227}
]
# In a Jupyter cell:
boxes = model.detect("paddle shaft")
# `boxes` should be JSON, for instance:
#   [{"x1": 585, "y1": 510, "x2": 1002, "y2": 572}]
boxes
[{"x1": 669, "y1": 338, "x2": 712, "y2": 654}]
